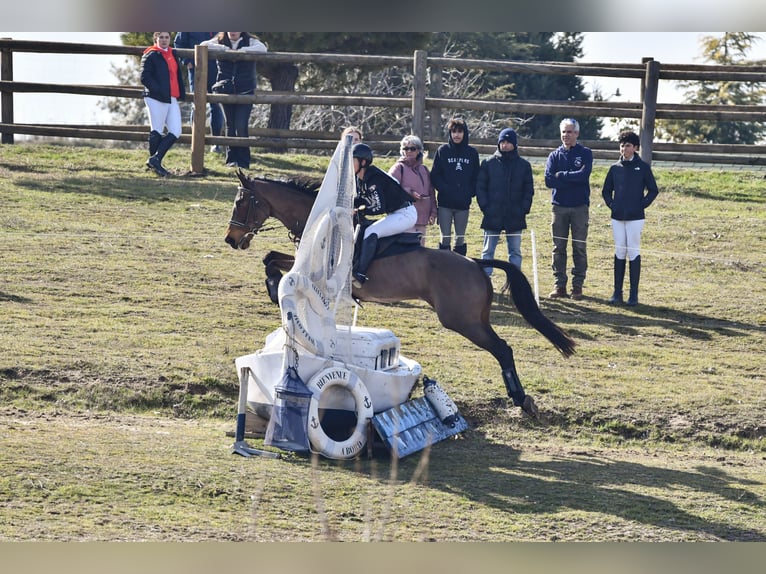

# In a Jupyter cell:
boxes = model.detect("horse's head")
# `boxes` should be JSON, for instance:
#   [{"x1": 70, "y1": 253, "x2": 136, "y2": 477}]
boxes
[{"x1": 224, "y1": 171, "x2": 271, "y2": 250}]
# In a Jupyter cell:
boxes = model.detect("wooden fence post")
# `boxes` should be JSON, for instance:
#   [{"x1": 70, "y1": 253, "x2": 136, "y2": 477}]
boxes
[
  {"x1": 1, "y1": 40, "x2": 14, "y2": 144},
  {"x1": 429, "y1": 64, "x2": 443, "y2": 139},
  {"x1": 190, "y1": 44, "x2": 209, "y2": 174},
  {"x1": 412, "y1": 50, "x2": 427, "y2": 137},
  {"x1": 640, "y1": 58, "x2": 660, "y2": 165}
]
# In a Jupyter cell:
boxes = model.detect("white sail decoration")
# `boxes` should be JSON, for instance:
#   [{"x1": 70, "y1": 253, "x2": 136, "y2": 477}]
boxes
[{"x1": 277, "y1": 136, "x2": 356, "y2": 359}]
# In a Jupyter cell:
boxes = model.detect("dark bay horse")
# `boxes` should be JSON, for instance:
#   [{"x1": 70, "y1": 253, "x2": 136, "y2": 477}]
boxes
[{"x1": 224, "y1": 171, "x2": 576, "y2": 417}]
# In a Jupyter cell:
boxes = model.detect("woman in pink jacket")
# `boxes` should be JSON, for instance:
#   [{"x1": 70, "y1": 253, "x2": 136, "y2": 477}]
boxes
[{"x1": 388, "y1": 135, "x2": 437, "y2": 246}]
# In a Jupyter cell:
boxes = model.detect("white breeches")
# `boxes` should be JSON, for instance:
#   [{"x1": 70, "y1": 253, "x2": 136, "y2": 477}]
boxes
[
  {"x1": 144, "y1": 97, "x2": 182, "y2": 137},
  {"x1": 611, "y1": 218, "x2": 645, "y2": 260},
  {"x1": 364, "y1": 205, "x2": 418, "y2": 239}
]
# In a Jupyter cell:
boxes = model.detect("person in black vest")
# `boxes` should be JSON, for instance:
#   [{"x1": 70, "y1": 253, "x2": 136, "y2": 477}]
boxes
[
  {"x1": 140, "y1": 32, "x2": 185, "y2": 177},
  {"x1": 351, "y1": 143, "x2": 416, "y2": 287},
  {"x1": 201, "y1": 32, "x2": 267, "y2": 169},
  {"x1": 601, "y1": 130, "x2": 659, "y2": 306},
  {"x1": 430, "y1": 117, "x2": 480, "y2": 255}
]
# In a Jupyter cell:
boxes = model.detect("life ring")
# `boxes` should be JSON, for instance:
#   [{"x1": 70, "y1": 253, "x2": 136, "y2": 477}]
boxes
[
  {"x1": 306, "y1": 366, "x2": 374, "y2": 460},
  {"x1": 278, "y1": 271, "x2": 336, "y2": 356},
  {"x1": 301, "y1": 208, "x2": 354, "y2": 294}
]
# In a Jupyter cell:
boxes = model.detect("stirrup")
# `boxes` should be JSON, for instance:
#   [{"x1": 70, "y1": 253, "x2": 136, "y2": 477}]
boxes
[{"x1": 352, "y1": 272, "x2": 368, "y2": 288}]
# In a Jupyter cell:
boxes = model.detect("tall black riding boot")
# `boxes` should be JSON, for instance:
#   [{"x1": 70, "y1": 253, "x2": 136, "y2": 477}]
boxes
[
  {"x1": 454, "y1": 243, "x2": 467, "y2": 256},
  {"x1": 147, "y1": 133, "x2": 178, "y2": 177},
  {"x1": 627, "y1": 255, "x2": 641, "y2": 306},
  {"x1": 148, "y1": 130, "x2": 162, "y2": 157},
  {"x1": 608, "y1": 256, "x2": 626, "y2": 304},
  {"x1": 352, "y1": 233, "x2": 378, "y2": 287},
  {"x1": 438, "y1": 242, "x2": 451, "y2": 250}
]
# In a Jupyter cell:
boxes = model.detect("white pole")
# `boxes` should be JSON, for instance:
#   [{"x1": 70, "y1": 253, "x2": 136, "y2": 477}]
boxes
[{"x1": 530, "y1": 229, "x2": 540, "y2": 306}]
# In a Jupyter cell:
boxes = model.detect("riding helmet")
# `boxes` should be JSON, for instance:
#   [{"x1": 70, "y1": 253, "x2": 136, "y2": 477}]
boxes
[{"x1": 352, "y1": 143, "x2": 373, "y2": 164}]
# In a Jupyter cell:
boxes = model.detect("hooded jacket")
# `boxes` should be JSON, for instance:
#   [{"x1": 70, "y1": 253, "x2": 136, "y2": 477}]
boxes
[
  {"x1": 430, "y1": 124, "x2": 480, "y2": 210},
  {"x1": 140, "y1": 45, "x2": 185, "y2": 103},
  {"x1": 476, "y1": 132, "x2": 535, "y2": 232},
  {"x1": 601, "y1": 154, "x2": 659, "y2": 221}
]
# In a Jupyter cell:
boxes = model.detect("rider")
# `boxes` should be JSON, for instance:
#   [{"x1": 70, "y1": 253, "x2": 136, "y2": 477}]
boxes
[{"x1": 351, "y1": 143, "x2": 417, "y2": 287}]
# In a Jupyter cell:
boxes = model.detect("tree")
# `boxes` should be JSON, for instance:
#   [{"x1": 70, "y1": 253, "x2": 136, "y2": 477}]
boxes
[
  {"x1": 104, "y1": 33, "x2": 600, "y2": 144},
  {"x1": 425, "y1": 32, "x2": 601, "y2": 140},
  {"x1": 656, "y1": 33, "x2": 766, "y2": 144}
]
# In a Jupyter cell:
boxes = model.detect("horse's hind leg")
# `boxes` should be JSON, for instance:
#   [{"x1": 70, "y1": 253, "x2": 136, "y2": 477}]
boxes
[{"x1": 441, "y1": 314, "x2": 538, "y2": 417}]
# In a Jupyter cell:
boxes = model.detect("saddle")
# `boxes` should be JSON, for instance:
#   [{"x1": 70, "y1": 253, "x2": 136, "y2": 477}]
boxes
[{"x1": 353, "y1": 231, "x2": 423, "y2": 267}]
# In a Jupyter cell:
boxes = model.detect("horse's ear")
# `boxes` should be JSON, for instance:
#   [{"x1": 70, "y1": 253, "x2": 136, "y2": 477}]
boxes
[{"x1": 236, "y1": 169, "x2": 249, "y2": 187}]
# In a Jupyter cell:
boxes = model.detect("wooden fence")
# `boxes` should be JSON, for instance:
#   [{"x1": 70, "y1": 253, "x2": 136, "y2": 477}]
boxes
[{"x1": 1, "y1": 38, "x2": 765, "y2": 172}]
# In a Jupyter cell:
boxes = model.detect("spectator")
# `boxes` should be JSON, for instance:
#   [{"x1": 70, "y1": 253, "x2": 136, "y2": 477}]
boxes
[
  {"x1": 174, "y1": 32, "x2": 225, "y2": 154},
  {"x1": 341, "y1": 126, "x2": 363, "y2": 145},
  {"x1": 201, "y1": 32, "x2": 267, "y2": 169},
  {"x1": 601, "y1": 130, "x2": 659, "y2": 306},
  {"x1": 544, "y1": 118, "x2": 593, "y2": 300},
  {"x1": 476, "y1": 128, "x2": 534, "y2": 273},
  {"x1": 388, "y1": 135, "x2": 436, "y2": 246},
  {"x1": 351, "y1": 143, "x2": 416, "y2": 287},
  {"x1": 140, "y1": 32, "x2": 185, "y2": 177},
  {"x1": 430, "y1": 117, "x2": 479, "y2": 255}
]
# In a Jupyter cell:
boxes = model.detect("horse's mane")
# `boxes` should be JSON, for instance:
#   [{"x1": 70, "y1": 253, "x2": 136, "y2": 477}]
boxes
[{"x1": 249, "y1": 174, "x2": 322, "y2": 198}]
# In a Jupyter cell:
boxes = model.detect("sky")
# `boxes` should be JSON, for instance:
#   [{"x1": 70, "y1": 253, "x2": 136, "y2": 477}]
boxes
[{"x1": 1, "y1": 32, "x2": 765, "y2": 128}]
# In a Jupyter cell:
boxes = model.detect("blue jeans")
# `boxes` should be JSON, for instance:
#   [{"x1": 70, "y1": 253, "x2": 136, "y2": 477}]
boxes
[
  {"x1": 482, "y1": 229, "x2": 522, "y2": 275},
  {"x1": 187, "y1": 69, "x2": 224, "y2": 136}
]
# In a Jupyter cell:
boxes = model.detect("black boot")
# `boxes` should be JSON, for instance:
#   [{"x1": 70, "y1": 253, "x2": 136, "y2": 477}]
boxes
[
  {"x1": 352, "y1": 233, "x2": 378, "y2": 287},
  {"x1": 608, "y1": 256, "x2": 626, "y2": 304},
  {"x1": 627, "y1": 255, "x2": 641, "y2": 306},
  {"x1": 454, "y1": 243, "x2": 467, "y2": 256},
  {"x1": 147, "y1": 133, "x2": 178, "y2": 177},
  {"x1": 438, "y1": 242, "x2": 451, "y2": 250},
  {"x1": 148, "y1": 130, "x2": 162, "y2": 157},
  {"x1": 502, "y1": 366, "x2": 539, "y2": 417}
]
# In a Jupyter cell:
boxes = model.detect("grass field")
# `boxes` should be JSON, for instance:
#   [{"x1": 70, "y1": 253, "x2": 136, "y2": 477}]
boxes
[{"x1": 1, "y1": 143, "x2": 764, "y2": 541}]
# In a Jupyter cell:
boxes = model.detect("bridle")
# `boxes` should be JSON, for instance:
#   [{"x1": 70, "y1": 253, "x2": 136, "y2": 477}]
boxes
[
  {"x1": 229, "y1": 186, "x2": 284, "y2": 245},
  {"x1": 228, "y1": 184, "x2": 300, "y2": 247},
  {"x1": 228, "y1": 186, "x2": 262, "y2": 231}
]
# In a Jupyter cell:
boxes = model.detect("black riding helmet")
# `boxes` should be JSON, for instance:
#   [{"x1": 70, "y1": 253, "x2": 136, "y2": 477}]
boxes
[{"x1": 352, "y1": 143, "x2": 373, "y2": 166}]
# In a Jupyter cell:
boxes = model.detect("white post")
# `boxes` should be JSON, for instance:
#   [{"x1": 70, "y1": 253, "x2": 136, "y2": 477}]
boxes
[{"x1": 530, "y1": 229, "x2": 540, "y2": 306}]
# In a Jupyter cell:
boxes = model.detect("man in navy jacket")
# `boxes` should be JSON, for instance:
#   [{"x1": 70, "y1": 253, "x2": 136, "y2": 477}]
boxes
[{"x1": 544, "y1": 118, "x2": 593, "y2": 300}]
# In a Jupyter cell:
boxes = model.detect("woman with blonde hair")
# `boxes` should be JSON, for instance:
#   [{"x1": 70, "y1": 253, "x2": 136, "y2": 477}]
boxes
[{"x1": 388, "y1": 135, "x2": 436, "y2": 246}]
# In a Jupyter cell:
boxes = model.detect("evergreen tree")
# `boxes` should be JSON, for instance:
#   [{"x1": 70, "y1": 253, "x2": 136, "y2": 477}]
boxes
[
  {"x1": 426, "y1": 32, "x2": 601, "y2": 140},
  {"x1": 104, "y1": 33, "x2": 599, "y2": 142},
  {"x1": 656, "y1": 33, "x2": 766, "y2": 144}
]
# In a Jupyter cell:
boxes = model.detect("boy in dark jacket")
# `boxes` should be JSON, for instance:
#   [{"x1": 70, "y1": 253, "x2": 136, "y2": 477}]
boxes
[
  {"x1": 601, "y1": 130, "x2": 659, "y2": 306},
  {"x1": 476, "y1": 128, "x2": 535, "y2": 274},
  {"x1": 430, "y1": 117, "x2": 480, "y2": 255}
]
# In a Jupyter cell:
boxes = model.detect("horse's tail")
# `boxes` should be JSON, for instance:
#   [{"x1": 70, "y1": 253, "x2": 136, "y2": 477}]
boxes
[{"x1": 473, "y1": 258, "x2": 577, "y2": 358}]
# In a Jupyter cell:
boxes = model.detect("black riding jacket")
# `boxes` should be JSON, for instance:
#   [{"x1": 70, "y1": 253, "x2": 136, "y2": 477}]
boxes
[{"x1": 355, "y1": 165, "x2": 412, "y2": 216}]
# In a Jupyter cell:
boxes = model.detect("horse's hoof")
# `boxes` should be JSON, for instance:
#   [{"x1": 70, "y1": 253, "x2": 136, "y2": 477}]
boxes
[{"x1": 522, "y1": 395, "x2": 539, "y2": 419}]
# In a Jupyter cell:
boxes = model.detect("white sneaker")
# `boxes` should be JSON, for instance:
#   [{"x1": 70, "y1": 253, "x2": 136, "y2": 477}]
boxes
[{"x1": 211, "y1": 145, "x2": 224, "y2": 154}]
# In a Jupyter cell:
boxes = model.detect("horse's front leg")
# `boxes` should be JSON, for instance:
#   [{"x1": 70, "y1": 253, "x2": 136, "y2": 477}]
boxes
[{"x1": 262, "y1": 251, "x2": 295, "y2": 304}]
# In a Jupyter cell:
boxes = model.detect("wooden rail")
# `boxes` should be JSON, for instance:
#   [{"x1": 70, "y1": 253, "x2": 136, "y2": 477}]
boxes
[{"x1": 1, "y1": 38, "x2": 765, "y2": 169}]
